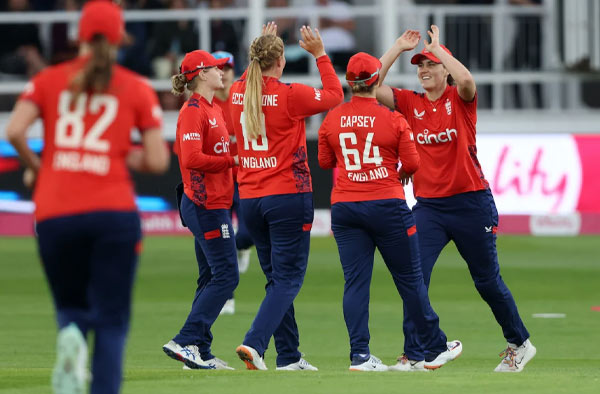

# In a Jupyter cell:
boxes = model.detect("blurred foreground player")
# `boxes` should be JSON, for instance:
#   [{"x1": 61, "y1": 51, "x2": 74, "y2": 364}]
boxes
[
  {"x1": 6, "y1": 1, "x2": 169, "y2": 393},
  {"x1": 318, "y1": 52, "x2": 461, "y2": 372},
  {"x1": 377, "y1": 26, "x2": 535, "y2": 372}
]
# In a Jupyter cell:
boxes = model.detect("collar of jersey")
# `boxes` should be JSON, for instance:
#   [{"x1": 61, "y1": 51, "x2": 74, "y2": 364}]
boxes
[
  {"x1": 350, "y1": 95, "x2": 377, "y2": 103},
  {"x1": 190, "y1": 92, "x2": 214, "y2": 107}
]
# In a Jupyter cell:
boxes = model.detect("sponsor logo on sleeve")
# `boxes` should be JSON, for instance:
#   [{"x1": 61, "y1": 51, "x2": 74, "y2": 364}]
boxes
[
  {"x1": 314, "y1": 88, "x2": 322, "y2": 101},
  {"x1": 183, "y1": 132, "x2": 201, "y2": 141}
]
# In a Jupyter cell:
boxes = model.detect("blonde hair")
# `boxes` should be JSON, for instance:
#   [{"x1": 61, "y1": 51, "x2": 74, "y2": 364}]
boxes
[
  {"x1": 243, "y1": 34, "x2": 284, "y2": 139},
  {"x1": 171, "y1": 73, "x2": 201, "y2": 96},
  {"x1": 70, "y1": 34, "x2": 115, "y2": 103}
]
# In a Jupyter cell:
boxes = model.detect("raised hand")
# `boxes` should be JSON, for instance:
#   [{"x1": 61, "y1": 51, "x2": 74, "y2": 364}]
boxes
[
  {"x1": 396, "y1": 29, "x2": 421, "y2": 52},
  {"x1": 299, "y1": 25, "x2": 326, "y2": 58},
  {"x1": 424, "y1": 24, "x2": 441, "y2": 52},
  {"x1": 261, "y1": 21, "x2": 277, "y2": 36}
]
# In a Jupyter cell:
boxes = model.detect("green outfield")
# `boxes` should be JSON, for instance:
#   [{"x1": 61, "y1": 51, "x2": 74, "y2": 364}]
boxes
[{"x1": 1, "y1": 235, "x2": 599, "y2": 394}]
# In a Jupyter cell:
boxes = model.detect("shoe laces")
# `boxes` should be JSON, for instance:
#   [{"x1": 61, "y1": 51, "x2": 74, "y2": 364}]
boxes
[
  {"x1": 499, "y1": 346, "x2": 517, "y2": 367},
  {"x1": 369, "y1": 355, "x2": 382, "y2": 364}
]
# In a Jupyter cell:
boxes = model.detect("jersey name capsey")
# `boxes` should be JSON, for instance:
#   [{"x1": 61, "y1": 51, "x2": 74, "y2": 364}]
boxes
[
  {"x1": 174, "y1": 93, "x2": 234, "y2": 210},
  {"x1": 318, "y1": 96, "x2": 419, "y2": 204},
  {"x1": 20, "y1": 57, "x2": 162, "y2": 221},
  {"x1": 392, "y1": 85, "x2": 488, "y2": 198}
]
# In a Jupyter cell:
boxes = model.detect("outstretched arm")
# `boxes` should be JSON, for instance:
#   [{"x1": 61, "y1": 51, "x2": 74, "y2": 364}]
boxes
[
  {"x1": 377, "y1": 29, "x2": 420, "y2": 109},
  {"x1": 425, "y1": 25, "x2": 476, "y2": 101}
]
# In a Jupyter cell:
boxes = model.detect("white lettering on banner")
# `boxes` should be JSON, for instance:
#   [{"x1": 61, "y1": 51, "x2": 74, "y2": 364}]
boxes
[
  {"x1": 241, "y1": 156, "x2": 277, "y2": 168},
  {"x1": 230, "y1": 93, "x2": 279, "y2": 107},
  {"x1": 340, "y1": 116, "x2": 376, "y2": 128},
  {"x1": 52, "y1": 150, "x2": 110, "y2": 175},
  {"x1": 477, "y1": 135, "x2": 582, "y2": 214},
  {"x1": 530, "y1": 214, "x2": 581, "y2": 236},
  {"x1": 416, "y1": 128, "x2": 457, "y2": 144},
  {"x1": 347, "y1": 167, "x2": 389, "y2": 182}
]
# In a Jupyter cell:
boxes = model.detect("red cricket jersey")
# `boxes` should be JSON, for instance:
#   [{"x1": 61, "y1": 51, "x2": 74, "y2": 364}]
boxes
[
  {"x1": 318, "y1": 96, "x2": 419, "y2": 204},
  {"x1": 173, "y1": 93, "x2": 235, "y2": 209},
  {"x1": 229, "y1": 55, "x2": 343, "y2": 199},
  {"x1": 392, "y1": 85, "x2": 488, "y2": 198},
  {"x1": 19, "y1": 57, "x2": 162, "y2": 222}
]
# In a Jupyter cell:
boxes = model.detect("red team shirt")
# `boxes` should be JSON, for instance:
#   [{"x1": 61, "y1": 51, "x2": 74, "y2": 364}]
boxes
[
  {"x1": 19, "y1": 57, "x2": 162, "y2": 222},
  {"x1": 229, "y1": 55, "x2": 343, "y2": 199},
  {"x1": 318, "y1": 96, "x2": 420, "y2": 204},
  {"x1": 174, "y1": 93, "x2": 235, "y2": 209},
  {"x1": 392, "y1": 85, "x2": 488, "y2": 198}
]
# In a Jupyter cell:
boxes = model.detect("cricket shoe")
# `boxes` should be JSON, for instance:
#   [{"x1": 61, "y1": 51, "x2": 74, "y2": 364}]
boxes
[
  {"x1": 236, "y1": 344, "x2": 267, "y2": 370},
  {"x1": 52, "y1": 323, "x2": 88, "y2": 394},
  {"x1": 237, "y1": 248, "x2": 251, "y2": 273},
  {"x1": 276, "y1": 358, "x2": 318, "y2": 371},
  {"x1": 388, "y1": 354, "x2": 428, "y2": 372},
  {"x1": 183, "y1": 357, "x2": 234, "y2": 370},
  {"x1": 494, "y1": 339, "x2": 536, "y2": 372},
  {"x1": 219, "y1": 298, "x2": 235, "y2": 315},
  {"x1": 424, "y1": 340, "x2": 462, "y2": 370},
  {"x1": 349, "y1": 354, "x2": 388, "y2": 372},
  {"x1": 163, "y1": 341, "x2": 212, "y2": 369}
]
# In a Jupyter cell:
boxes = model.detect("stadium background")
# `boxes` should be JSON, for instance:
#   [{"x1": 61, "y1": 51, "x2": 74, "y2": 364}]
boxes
[{"x1": 1, "y1": 1, "x2": 599, "y2": 394}]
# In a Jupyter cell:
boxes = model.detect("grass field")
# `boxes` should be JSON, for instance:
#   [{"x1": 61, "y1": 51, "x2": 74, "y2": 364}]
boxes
[{"x1": 1, "y1": 235, "x2": 599, "y2": 394}]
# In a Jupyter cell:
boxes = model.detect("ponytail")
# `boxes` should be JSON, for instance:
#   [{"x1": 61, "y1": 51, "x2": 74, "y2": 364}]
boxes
[
  {"x1": 171, "y1": 73, "x2": 200, "y2": 96},
  {"x1": 243, "y1": 34, "x2": 284, "y2": 140},
  {"x1": 70, "y1": 34, "x2": 114, "y2": 103},
  {"x1": 243, "y1": 58, "x2": 264, "y2": 140}
]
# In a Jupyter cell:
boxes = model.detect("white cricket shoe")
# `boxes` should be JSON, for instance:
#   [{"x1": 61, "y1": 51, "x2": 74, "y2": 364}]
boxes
[
  {"x1": 494, "y1": 339, "x2": 536, "y2": 372},
  {"x1": 219, "y1": 298, "x2": 235, "y2": 315},
  {"x1": 349, "y1": 354, "x2": 388, "y2": 372},
  {"x1": 276, "y1": 358, "x2": 318, "y2": 371},
  {"x1": 388, "y1": 354, "x2": 428, "y2": 372},
  {"x1": 236, "y1": 344, "x2": 267, "y2": 370},
  {"x1": 163, "y1": 341, "x2": 212, "y2": 369},
  {"x1": 183, "y1": 357, "x2": 234, "y2": 370},
  {"x1": 237, "y1": 248, "x2": 251, "y2": 273},
  {"x1": 424, "y1": 340, "x2": 463, "y2": 370},
  {"x1": 52, "y1": 323, "x2": 88, "y2": 394}
]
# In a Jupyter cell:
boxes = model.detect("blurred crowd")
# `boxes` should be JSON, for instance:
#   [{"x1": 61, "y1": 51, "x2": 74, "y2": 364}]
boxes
[{"x1": 0, "y1": 0, "x2": 543, "y2": 110}]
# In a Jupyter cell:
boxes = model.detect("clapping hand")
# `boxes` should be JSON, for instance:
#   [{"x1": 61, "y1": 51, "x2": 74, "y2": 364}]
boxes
[
  {"x1": 424, "y1": 25, "x2": 441, "y2": 53},
  {"x1": 262, "y1": 21, "x2": 277, "y2": 36},
  {"x1": 396, "y1": 29, "x2": 421, "y2": 52}
]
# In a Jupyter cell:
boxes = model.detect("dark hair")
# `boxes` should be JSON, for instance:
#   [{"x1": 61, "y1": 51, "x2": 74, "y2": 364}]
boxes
[
  {"x1": 447, "y1": 74, "x2": 454, "y2": 86},
  {"x1": 69, "y1": 34, "x2": 114, "y2": 102}
]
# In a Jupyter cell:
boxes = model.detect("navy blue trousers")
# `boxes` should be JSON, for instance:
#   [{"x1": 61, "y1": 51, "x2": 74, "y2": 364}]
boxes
[
  {"x1": 36, "y1": 211, "x2": 141, "y2": 394},
  {"x1": 404, "y1": 189, "x2": 530, "y2": 359},
  {"x1": 331, "y1": 199, "x2": 447, "y2": 361},
  {"x1": 232, "y1": 181, "x2": 254, "y2": 250},
  {"x1": 240, "y1": 192, "x2": 313, "y2": 366},
  {"x1": 173, "y1": 194, "x2": 239, "y2": 359}
]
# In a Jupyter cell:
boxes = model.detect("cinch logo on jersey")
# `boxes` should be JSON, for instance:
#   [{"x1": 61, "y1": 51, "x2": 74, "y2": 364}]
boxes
[
  {"x1": 241, "y1": 156, "x2": 278, "y2": 168},
  {"x1": 183, "y1": 132, "x2": 201, "y2": 141},
  {"x1": 53, "y1": 151, "x2": 110, "y2": 175},
  {"x1": 214, "y1": 136, "x2": 230, "y2": 153},
  {"x1": 416, "y1": 128, "x2": 458, "y2": 145},
  {"x1": 340, "y1": 116, "x2": 376, "y2": 128},
  {"x1": 231, "y1": 93, "x2": 279, "y2": 107},
  {"x1": 347, "y1": 167, "x2": 389, "y2": 182}
]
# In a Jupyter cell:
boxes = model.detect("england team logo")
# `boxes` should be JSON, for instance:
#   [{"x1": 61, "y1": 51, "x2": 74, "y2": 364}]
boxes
[{"x1": 221, "y1": 224, "x2": 230, "y2": 238}]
